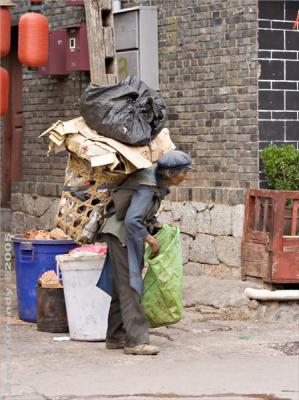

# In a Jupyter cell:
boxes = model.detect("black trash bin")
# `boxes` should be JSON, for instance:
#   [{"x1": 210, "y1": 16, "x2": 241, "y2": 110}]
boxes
[{"x1": 37, "y1": 284, "x2": 69, "y2": 333}]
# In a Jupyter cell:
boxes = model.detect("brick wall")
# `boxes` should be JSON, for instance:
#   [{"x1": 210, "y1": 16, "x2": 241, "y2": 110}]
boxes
[
  {"x1": 9, "y1": 0, "x2": 259, "y2": 204},
  {"x1": 10, "y1": 1, "x2": 88, "y2": 185},
  {"x1": 258, "y1": 0, "x2": 299, "y2": 186},
  {"x1": 123, "y1": 0, "x2": 259, "y2": 195}
]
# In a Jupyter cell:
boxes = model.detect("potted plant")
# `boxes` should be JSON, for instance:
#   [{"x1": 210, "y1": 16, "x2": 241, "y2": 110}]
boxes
[
  {"x1": 261, "y1": 144, "x2": 299, "y2": 233},
  {"x1": 260, "y1": 144, "x2": 299, "y2": 192},
  {"x1": 241, "y1": 144, "x2": 299, "y2": 284}
]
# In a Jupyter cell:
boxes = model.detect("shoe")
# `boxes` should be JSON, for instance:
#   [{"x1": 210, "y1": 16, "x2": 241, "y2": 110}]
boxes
[
  {"x1": 124, "y1": 344, "x2": 160, "y2": 355},
  {"x1": 106, "y1": 340, "x2": 125, "y2": 349}
]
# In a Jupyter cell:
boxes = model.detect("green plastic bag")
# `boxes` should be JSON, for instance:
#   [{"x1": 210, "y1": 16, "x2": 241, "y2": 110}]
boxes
[{"x1": 141, "y1": 224, "x2": 184, "y2": 328}]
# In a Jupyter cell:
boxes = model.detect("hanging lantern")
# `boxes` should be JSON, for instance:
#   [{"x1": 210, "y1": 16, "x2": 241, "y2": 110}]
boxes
[
  {"x1": 18, "y1": 12, "x2": 49, "y2": 68},
  {"x1": 0, "y1": 67, "x2": 9, "y2": 116},
  {"x1": 30, "y1": 0, "x2": 43, "y2": 3},
  {"x1": 0, "y1": 7, "x2": 11, "y2": 57}
]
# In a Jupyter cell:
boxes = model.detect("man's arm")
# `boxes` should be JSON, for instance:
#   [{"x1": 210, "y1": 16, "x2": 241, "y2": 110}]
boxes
[{"x1": 124, "y1": 187, "x2": 160, "y2": 257}]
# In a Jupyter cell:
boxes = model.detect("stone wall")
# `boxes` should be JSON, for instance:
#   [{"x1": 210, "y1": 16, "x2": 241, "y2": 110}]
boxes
[
  {"x1": 159, "y1": 200, "x2": 244, "y2": 280},
  {"x1": 10, "y1": 191, "x2": 245, "y2": 281},
  {"x1": 11, "y1": 193, "x2": 60, "y2": 234}
]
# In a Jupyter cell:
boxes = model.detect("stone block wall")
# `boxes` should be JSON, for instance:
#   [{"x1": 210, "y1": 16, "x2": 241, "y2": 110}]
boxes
[
  {"x1": 10, "y1": 188, "x2": 245, "y2": 281},
  {"x1": 158, "y1": 200, "x2": 244, "y2": 280},
  {"x1": 10, "y1": 193, "x2": 60, "y2": 234}
]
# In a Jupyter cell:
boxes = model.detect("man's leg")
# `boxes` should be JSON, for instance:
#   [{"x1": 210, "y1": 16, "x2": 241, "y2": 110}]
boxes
[
  {"x1": 105, "y1": 234, "x2": 149, "y2": 347},
  {"x1": 106, "y1": 279, "x2": 126, "y2": 345}
]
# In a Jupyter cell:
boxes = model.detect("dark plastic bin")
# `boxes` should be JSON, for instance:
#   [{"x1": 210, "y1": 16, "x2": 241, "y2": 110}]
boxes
[{"x1": 13, "y1": 237, "x2": 78, "y2": 322}]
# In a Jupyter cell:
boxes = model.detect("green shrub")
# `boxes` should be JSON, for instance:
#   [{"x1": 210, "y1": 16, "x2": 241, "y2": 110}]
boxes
[{"x1": 260, "y1": 144, "x2": 299, "y2": 191}]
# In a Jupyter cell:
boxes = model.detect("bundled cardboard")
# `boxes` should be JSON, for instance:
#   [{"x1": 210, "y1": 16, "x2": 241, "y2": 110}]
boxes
[{"x1": 40, "y1": 117, "x2": 175, "y2": 173}]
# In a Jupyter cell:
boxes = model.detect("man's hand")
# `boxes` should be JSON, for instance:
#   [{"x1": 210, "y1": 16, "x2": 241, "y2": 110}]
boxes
[
  {"x1": 153, "y1": 221, "x2": 163, "y2": 230},
  {"x1": 144, "y1": 234, "x2": 160, "y2": 258}
]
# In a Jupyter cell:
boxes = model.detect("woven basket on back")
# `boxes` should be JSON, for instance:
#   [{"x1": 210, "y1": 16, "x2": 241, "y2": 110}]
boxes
[{"x1": 56, "y1": 154, "x2": 126, "y2": 243}]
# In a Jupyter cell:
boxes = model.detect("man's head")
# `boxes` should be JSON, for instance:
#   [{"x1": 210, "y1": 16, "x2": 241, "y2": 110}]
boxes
[{"x1": 156, "y1": 150, "x2": 193, "y2": 186}]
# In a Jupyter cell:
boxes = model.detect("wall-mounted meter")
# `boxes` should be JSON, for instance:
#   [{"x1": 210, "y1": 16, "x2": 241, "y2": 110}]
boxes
[{"x1": 66, "y1": 25, "x2": 90, "y2": 71}]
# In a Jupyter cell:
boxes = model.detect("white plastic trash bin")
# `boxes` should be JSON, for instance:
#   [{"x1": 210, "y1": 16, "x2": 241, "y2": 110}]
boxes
[{"x1": 56, "y1": 254, "x2": 110, "y2": 341}]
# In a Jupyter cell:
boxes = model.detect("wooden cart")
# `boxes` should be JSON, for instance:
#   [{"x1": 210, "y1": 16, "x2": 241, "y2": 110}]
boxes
[{"x1": 241, "y1": 189, "x2": 299, "y2": 284}]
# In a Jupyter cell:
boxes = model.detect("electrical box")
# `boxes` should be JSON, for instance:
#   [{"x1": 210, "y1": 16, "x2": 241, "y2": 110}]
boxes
[
  {"x1": 66, "y1": 25, "x2": 90, "y2": 72},
  {"x1": 117, "y1": 50, "x2": 139, "y2": 79},
  {"x1": 114, "y1": 6, "x2": 159, "y2": 90},
  {"x1": 39, "y1": 30, "x2": 68, "y2": 75},
  {"x1": 65, "y1": 0, "x2": 84, "y2": 5}
]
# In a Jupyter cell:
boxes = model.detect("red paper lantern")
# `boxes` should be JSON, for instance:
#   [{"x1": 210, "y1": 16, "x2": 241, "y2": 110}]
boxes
[
  {"x1": 18, "y1": 12, "x2": 49, "y2": 67},
  {"x1": 30, "y1": 0, "x2": 43, "y2": 3},
  {"x1": 0, "y1": 67, "x2": 9, "y2": 116},
  {"x1": 0, "y1": 8, "x2": 11, "y2": 57}
]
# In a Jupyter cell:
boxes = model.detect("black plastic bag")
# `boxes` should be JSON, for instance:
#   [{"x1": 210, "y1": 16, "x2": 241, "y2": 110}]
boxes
[{"x1": 79, "y1": 76, "x2": 168, "y2": 146}]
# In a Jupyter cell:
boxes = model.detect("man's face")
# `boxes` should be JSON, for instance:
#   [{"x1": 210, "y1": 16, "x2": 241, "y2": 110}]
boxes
[{"x1": 166, "y1": 169, "x2": 188, "y2": 186}]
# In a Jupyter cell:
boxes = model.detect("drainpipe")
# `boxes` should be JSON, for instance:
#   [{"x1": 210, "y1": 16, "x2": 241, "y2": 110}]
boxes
[
  {"x1": 245, "y1": 288, "x2": 299, "y2": 301},
  {"x1": 113, "y1": 0, "x2": 122, "y2": 11}
]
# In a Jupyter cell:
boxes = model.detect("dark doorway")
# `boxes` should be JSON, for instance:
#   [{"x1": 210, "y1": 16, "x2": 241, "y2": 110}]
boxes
[{"x1": 1, "y1": 26, "x2": 23, "y2": 207}]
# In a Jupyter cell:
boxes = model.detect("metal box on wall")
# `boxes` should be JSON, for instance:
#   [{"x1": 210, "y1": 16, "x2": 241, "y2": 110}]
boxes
[
  {"x1": 114, "y1": 10, "x2": 139, "y2": 50},
  {"x1": 39, "y1": 30, "x2": 68, "y2": 75},
  {"x1": 116, "y1": 50, "x2": 139, "y2": 80},
  {"x1": 114, "y1": 6, "x2": 159, "y2": 90},
  {"x1": 66, "y1": 25, "x2": 90, "y2": 72}
]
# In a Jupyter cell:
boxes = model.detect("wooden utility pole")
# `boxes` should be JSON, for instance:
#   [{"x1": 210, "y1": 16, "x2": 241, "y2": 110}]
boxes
[{"x1": 84, "y1": 0, "x2": 118, "y2": 85}]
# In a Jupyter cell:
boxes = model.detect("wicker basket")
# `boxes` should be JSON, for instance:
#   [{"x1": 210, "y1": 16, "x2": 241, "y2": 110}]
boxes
[{"x1": 56, "y1": 154, "x2": 126, "y2": 243}]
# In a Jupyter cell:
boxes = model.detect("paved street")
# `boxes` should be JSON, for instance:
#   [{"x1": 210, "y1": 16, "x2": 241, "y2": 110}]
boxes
[{"x1": 0, "y1": 276, "x2": 298, "y2": 400}]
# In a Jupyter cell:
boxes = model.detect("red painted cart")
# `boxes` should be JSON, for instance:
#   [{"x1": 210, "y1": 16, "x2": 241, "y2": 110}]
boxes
[{"x1": 241, "y1": 189, "x2": 299, "y2": 284}]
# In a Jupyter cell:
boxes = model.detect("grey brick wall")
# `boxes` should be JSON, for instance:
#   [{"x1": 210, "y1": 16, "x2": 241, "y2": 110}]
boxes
[
  {"x1": 123, "y1": 0, "x2": 259, "y2": 195},
  {"x1": 9, "y1": 0, "x2": 259, "y2": 204},
  {"x1": 258, "y1": 0, "x2": 299, "y2": 187},
  {"x1": 10, "y1": 1, "x2": 88, "y2": 185}
]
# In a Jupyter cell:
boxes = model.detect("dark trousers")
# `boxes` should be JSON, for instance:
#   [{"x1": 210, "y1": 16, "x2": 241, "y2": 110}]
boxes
[{"x1": 105, "y1": 234, "x2": 149, "y2": 347}]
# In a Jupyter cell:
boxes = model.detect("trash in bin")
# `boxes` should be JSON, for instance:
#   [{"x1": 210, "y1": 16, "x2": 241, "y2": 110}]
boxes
[
  {"x1": 69, "y1": 243, "x2": 107, "y2": 256},
  {"x1": 23, "y1": 228, "x2": 70, "y2": 240},
  {"x1": 38, "y1": 270, "x2": 62, "y2": 288}
]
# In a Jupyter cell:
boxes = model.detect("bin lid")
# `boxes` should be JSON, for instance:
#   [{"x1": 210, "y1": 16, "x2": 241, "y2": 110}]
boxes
[
  {"x1": 56, "y1": 253, "x2": 104, "y2": 262},
  {"x1": 56, "y1": 253, "x2": 105, "y2": 272},
  {"x1": 12, "y1": 236, "x2": 77, "y2": 245}
]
